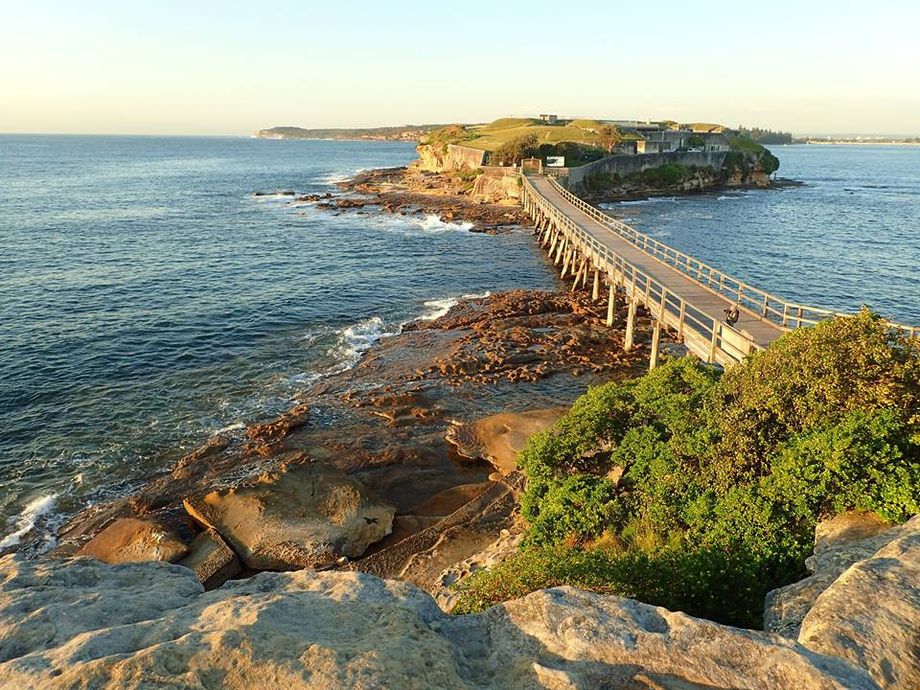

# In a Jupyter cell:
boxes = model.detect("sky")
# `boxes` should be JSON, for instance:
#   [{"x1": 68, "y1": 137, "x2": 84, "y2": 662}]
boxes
[{"x1": 1, "y1": 0, "x2": 918, "y2": 136}]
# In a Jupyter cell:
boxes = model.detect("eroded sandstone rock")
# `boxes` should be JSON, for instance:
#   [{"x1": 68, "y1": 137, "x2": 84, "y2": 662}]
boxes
[
  {"x1": 76, "y1": 517, "x2": 188, "y2": 564},
  {"x1": 446, "y1": 408, "x2": 567, "y2": 475},
  {"x1": 798, "y1": 517, "x2": 920, "y2": 690},
  {"x1": 0, "y1": 555, "x2": 876, "y2": 690},
  {"x1": 183, "y1": 461, "x2": 395, "y2": 570},
  {"x1": 764, "y1": 511, "x2": 904, "y2": 639},
  {"x1": 176, "y1": 528, "x2": 241, "y2": 589}
]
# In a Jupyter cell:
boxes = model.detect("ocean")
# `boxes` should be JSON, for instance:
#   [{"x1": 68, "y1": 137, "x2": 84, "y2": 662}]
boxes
[{"x1": 1, "y1": 137, "x2": 918, "y2": 552}]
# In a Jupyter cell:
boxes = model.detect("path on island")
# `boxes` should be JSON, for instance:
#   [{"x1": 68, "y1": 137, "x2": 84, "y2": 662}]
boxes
[{"x1": 520, "y1": 172, "x2": 918, "y2": 367}]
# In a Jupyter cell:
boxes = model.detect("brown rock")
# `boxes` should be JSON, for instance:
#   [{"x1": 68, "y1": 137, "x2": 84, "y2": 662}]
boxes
[
  {"x1": 176, "y1": 529, "x2": 241, "y2": 589},
  {"x1": 77, "y1": 517, "x2": 188, "y2": 564},
  {"x1": 183, "y1": 461, "x2": 395, "y2": 571},
  {"x1": 244, "y1": 402, "x2": 310, "y2": 448},
  {"x1": 446, "y1": 408, "x2": 567, "y2": 474},
  {"x1": 813, "y1": 510, "x2": 891, "y2": 555}
]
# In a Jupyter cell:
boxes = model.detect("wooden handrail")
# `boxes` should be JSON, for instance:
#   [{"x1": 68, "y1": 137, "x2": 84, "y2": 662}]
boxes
[
  {"x1": 543, "y1": 177, "x2": 917, "y2": 337},
  {"x1": 521, "y1": 174, "x2": 759, "y2": 366}
]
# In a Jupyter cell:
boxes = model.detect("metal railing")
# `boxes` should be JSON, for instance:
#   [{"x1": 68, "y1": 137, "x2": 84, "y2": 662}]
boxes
[
  {"x1": 543, "y1": 177, "x2": 919, "y2": 338},
  {"x1": 522, "y1": 175, "x2": 760, "y2": 366}
]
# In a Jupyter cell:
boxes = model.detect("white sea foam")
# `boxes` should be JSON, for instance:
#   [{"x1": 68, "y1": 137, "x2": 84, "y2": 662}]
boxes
[
  {"x1": 210, "y1": 421, "x2": 245, "y2": 437},
  {"x1": 285, "y1": 292, "x2": 493, "y2": 393},
  {"x1": 616, "y1": 196, "x2": 680, "y2": 207},
  {"x1": 321, "y1": 169, "x2": 364, "y2": 186},
  {"x1": 329, "y1": 316, "x2": 400, "y2": 368},
  {"x1": 0, "y1": 494, "x2": 58, "y2": 550},
  {"x1": 415, "y1": 214, "x2": 475, "y2": 233},
  {"x1": 251, "y1": 192, "x2": 298, "y2": 203},
  {"x1": 417, "y1": 291, "x2": 491, "y2": 321}
]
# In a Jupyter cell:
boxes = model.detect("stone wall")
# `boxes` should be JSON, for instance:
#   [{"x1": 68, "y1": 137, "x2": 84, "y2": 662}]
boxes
[
  {"x1": 446, "y1": 144, "x2": 487, "y2": 169},
  {"x1": 415, "y1": 143, "x2": 486, "y2": 172},
  {"x1": 472, "y1": 167, "x2": 522, "y2": 203},
  {"x1": 558, "y1": 151, "x2": 728, "y2": 191}
]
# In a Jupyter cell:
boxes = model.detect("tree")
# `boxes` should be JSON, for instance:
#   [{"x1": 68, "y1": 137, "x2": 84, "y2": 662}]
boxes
[
  {"x1": 598, "y1": 125, "x2": 622, "y2": 153},
  {"x1": 490, "y1": 134, "x2": 539, "y2": 166}
]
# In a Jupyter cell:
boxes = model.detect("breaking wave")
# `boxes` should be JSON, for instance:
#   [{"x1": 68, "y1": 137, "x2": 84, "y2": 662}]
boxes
[{"x1": 0, "y1": 495, "x2": 58, "y2": 550}]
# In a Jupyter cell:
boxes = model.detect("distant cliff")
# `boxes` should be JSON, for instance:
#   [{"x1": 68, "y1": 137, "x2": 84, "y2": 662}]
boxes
[{"x1": 254, "y1": 125, "x2": 448, "y2": 142}]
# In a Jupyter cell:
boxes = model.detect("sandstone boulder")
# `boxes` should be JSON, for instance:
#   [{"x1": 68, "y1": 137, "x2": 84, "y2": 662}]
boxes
[
  {"x1": 183, "y1": 461, "x2": 395, "y2": 571},
  {"x1": 76, "y1": 517, "x2": 188, "y2": 564},
  {"x1": 176, "y1": 529, "x2": 241, "y2": 589},
  {"x1": 446, "y1": 408, "x2": 567, "y2": 474},
  {"x1": 798, "y1": 516, "x2": 920, "y2": 690},
  {"x1": 0, "y1": 555, "x2": 876, "y2": 690},
  {"x1": 764, "y1": 511, "x2": 902, "y2": 638}
]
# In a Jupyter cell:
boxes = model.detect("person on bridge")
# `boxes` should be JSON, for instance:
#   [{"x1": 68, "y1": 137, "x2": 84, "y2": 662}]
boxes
[{"x1": 724, "y1": 303, "x2": 740, "y2": 327}]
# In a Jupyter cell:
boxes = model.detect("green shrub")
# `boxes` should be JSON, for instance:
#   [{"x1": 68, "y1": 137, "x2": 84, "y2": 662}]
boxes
[
  {"x1": 452, "y1": 542, "x2": 787, "y2": 627},
  {"x1": 639, "y1": 164, "x2": 692, "y2": 186},
  {"x1": 522, "y1": 474, "x2": 618, "y2": 546},
  {"x1": 455, "y1": 312, "x2": 920, "y2": 626},
  {"x1": 489, "y1": 134, "x2": 539, "y2": 166}
]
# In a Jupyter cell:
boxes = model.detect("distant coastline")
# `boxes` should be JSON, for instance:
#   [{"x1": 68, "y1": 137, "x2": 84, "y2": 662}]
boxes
[
  {"x1": 802, "y1": 139, "x2": 920, "y2": 146},
  {"x1": 253, "y1": 125, "x2": 452, "y2": 142}
]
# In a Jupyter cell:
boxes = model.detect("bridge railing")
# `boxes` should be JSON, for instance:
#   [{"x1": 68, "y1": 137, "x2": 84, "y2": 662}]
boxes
[
  {"x1": 522, "y1": 174, "x2": 759, "y2": 366},
  {"x1": 544, "y1": 177, "x2": 919, "y2": 338}
]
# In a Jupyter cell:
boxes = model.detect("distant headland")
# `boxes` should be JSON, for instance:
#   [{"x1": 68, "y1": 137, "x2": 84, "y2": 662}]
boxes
[{"x1": 253, "y1": 124, "x2": 448, "y2": 142}]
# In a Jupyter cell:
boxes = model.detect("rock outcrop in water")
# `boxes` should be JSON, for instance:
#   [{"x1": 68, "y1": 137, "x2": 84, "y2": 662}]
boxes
[{"x1": 0, "y1": 548, "x2": 896, "y2": 690}]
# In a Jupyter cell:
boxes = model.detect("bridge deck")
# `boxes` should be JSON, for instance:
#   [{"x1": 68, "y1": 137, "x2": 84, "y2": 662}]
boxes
[{"x1": 529, "y1": 176, "x2": 785, "y2": 349}]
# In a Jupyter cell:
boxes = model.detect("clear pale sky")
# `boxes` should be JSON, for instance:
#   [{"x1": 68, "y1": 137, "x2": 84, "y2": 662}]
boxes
[{"x1": 2, "y1": 0, "x2": 918, "y2": 136}]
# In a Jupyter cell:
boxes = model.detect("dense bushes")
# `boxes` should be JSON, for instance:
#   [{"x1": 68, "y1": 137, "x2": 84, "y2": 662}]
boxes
[
  {"x1": 454, "y1": 311, "x2": 920, "y2": 626},
  {"x1": 638, "y1": 164, "x2": 695, "y2": 186},
  {"x1": 489, "y1": 134, "x2": 539, "y2": 166}
]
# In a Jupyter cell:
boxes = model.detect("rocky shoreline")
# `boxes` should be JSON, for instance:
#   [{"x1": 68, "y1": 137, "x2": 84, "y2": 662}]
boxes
[
  {"x1": 328, "y1": 166, "x2": 530, "y2": 233},
  {"x1": 54, "y1": 287, "x2": 653, "y2": 599}
]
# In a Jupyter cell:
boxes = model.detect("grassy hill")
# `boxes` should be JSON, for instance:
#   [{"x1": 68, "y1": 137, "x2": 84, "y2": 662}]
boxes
[{"x1": 458, "y1": 119, "x2": 612, "y2": 151}]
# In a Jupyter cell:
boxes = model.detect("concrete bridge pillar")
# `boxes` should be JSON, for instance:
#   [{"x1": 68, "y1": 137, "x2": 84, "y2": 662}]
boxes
[
  {"x1": 606, "y1": 283, "x2": 617, "y2": 327},
  {"x1": 624, "y1": 298, "x2": 638, "y2": 351},
  {"x1": 649, "y1": 321, "x2": 662, "y2": 370}
]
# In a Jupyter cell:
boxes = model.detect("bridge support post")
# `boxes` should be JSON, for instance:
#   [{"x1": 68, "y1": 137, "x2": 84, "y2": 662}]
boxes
[
  {"x1": 606, "y1": 284, "x2": 616, "y2": 327},
  {"x1": 572, "y1": 257, "x2": 587, "y2": 292},
  {"x1": 561, "y1": 249, "x2": 572, "y2": 278},
  {"x1": 592, "y1": 269, "x2": 600, "y2": 301},
  {"x1": 624, "y1": 299, "x2": 638, "y2": 351},
  {"x1": 649, "y1": 321, "x2": 662, "y2": 371}
]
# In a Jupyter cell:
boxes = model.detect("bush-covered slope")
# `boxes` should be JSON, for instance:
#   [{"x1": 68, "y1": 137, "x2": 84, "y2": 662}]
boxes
[{"x1": 454, "y1": 311, "x2": 920, "y2": 626}]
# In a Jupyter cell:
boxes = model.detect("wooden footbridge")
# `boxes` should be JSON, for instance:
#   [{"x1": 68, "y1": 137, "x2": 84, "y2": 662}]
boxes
[{"x1": 520, "y1": 170, "x2": 918, "y2": 368}]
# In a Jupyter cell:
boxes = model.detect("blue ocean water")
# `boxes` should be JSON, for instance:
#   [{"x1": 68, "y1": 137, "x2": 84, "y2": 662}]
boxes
[
  {"x1": 1, "y1": 138, "x2": 918, "y2": 550},
  {"x1": 602, "y1": 145, "x2": 920, "y2": 325}
]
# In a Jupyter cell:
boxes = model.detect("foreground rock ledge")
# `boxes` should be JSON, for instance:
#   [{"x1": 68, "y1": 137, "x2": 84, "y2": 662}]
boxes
[
  {"x1": 0, "y1": 556, "x2": 876, "y2": 690},
  {"x1": 183, "y1": 461, "x2": 395, "y2": 571}
]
